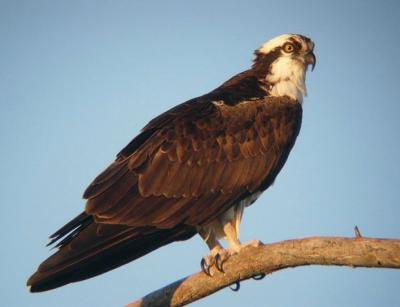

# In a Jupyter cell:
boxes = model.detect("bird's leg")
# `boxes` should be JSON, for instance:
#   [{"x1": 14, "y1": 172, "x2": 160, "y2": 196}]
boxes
[
  {"x1": 224, "y1": 222, "x2": 263, "y2": 254},
  {"x1": 224, "y1": 222, "x2": 264, "y2": 253},
  {"x1": 198, "y1": 204, "x2": 265, "y2": 275},
  {"x1": 202, "y1": 220, "x2": 241, "y2": 273},
  {"x1": 223, "y1": 221, "x2": 265, "y2": 282},
  {"x1": 198, "y1": 228, "x2": 225, "y2": 276},
  {"x1": 223, "y1": 220, "x2": 242, "y2": 253}
]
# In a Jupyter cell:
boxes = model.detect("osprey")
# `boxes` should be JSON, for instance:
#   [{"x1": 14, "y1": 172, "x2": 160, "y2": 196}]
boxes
[{"x1": 28, "y1": 34, "x2": 315, "y2": 292}]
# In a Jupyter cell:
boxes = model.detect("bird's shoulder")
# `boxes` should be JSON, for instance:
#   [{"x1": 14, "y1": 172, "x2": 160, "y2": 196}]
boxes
[
  {"x1": 118, "y1": 71, "x2": 301, "y2": 160},
  {"x1": 119, "y1": 99, "x2": 299, "y2": 162}
]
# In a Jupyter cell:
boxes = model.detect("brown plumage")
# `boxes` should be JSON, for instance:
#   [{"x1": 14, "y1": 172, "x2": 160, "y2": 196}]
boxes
[
  {"x1": 85, "y1": 96, "x2": 301, "y2": 227},
  {"x1": 27, "y1": 33, "x2": 315, "y2": 292}
]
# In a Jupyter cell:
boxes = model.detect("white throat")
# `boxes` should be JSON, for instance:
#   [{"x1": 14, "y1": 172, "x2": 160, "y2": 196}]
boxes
[{"x1": 266, "y1": 57, "x2": 307, "y2": 103}]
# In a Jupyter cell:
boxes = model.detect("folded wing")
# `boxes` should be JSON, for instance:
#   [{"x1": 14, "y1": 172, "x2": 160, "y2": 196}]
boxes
[{"x1": 84, "y1": 96, "x2": 302, "y2": 228}]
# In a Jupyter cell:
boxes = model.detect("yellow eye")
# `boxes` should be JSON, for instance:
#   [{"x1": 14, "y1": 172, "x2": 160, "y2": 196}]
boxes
[{"x1": 283, "y1": 43, "x2": 295, "y2": 53}]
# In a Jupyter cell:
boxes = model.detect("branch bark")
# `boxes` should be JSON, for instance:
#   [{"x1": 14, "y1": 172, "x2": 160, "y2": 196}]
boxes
[{"x1": 127, "y1": 236, "x2": 400, "y2": 307}]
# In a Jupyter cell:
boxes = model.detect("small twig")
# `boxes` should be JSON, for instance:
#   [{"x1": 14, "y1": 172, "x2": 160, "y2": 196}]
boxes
[{"x1": 354, "y1": 225, "x2": 362, "y2": 238}]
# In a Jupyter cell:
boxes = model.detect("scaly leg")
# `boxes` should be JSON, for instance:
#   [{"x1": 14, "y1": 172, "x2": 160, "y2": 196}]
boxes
[
  {"x1": 218, "y1": 220, "x2": 264, "y2": 271},
  {"x1": 198, "y1": 226, "x2": 225, "y2": 276},
  {"x1": 198, "y1": 203, "x2": 264, "y2": 275}
]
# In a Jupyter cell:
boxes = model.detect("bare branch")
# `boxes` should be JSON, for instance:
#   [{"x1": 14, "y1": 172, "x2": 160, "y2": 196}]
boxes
[{"x1": 127, "y1": 236, "x2": 400, "y2": 307}]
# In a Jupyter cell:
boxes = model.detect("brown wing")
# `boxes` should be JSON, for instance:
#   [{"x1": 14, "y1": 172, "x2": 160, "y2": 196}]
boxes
[{"x1": 83, "y1": 96, "x2": 302, "y2": 228}]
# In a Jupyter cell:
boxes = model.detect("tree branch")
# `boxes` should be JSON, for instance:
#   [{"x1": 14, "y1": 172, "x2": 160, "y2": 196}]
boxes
[{"x1": 127, "y1": 236, "x2": 400, "y2": 307}]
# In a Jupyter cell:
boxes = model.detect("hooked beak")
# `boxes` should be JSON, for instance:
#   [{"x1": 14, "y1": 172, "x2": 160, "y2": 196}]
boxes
[{"x1": 305, "y1": 51, "x2": 316, "y2": 71}]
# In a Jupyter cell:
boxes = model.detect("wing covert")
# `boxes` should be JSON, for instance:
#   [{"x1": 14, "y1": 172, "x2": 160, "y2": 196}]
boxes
[{"x1": 84, "y1": 96, "x2": 302, "y2": 228}]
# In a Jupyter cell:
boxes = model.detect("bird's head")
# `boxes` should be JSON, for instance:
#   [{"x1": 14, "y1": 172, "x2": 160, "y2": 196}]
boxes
[{"x1": 253, "y1": 34, "x2": 316, "y2": 103}]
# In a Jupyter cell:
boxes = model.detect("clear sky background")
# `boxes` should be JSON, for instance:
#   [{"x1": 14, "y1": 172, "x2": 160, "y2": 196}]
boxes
[{"x1": 1, "y1": 1, "x2": 399, "y2": 306}]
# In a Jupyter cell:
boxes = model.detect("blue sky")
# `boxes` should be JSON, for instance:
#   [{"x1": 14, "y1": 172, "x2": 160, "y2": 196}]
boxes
[{"x1": 1, "y1": 0, "x2": 399, "y2": 306}]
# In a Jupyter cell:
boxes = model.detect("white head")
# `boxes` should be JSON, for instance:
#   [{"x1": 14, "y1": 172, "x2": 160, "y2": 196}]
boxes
[{"x1": 253, "y1": 34, "x2": 316, "y2": 103}]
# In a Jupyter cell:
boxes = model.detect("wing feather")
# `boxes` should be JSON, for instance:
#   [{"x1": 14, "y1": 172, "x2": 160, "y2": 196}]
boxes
[
  {"x1": 84, "y1": 96, "x2": 302, "y2": 228},
  {"x1": 83, "y1": 161, "x2": 129, "y2": 199}
]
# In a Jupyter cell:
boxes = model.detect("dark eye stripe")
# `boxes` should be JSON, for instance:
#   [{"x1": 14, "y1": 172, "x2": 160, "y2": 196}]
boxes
[{"x1": 288, "y1": 38, "x2": 302, "y2": 51}]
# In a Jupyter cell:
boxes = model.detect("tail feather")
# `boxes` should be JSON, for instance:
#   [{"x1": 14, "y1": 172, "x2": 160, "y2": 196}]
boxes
[{"x1": 27, "y1": 212, "x2": 196, "y2": 292}]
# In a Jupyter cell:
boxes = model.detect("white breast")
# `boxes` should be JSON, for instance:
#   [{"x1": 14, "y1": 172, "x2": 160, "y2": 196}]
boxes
[{"x1": 267, "y1": 57, "x2": 307, "y2": 103}]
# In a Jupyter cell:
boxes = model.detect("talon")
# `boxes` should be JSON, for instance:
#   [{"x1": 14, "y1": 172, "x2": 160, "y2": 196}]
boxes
[
  {"x1": 252, "y1": 273, "x2": 266, "y2": 280},
  {"x1": 230, "y1": 281, "x2": 240, "y2": 291},
  {"x1": 215, "y1": 253, "x2": 224, "y2": 272},
  {"x1": 201, "y1": 258, "x2": 211, "y2": 276}
]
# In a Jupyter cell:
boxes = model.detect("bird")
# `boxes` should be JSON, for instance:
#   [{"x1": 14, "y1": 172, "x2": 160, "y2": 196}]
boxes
[{"x1": 27, "y1": 33, "x2": 316, "y2": 292}]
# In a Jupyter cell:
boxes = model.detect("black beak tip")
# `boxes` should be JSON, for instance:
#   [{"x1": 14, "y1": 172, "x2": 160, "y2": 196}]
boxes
[{"x1": 310, "y1": 52, "x2": 316, "y2": 71}]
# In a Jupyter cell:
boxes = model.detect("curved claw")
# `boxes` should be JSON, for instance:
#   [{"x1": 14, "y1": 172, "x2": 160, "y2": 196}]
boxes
[
  {"x1": 229, "y1": 281, "x2": 241, "y2": 292},
  {"x1": 215, "y1": 253, "x2": 225, "y2": 273},
  {"x1": 252, "y1": 273, "x2": 266, "y2": 280},
  {"x1": 201, "y1": 258, "x2": 211, "y2": 276}
]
